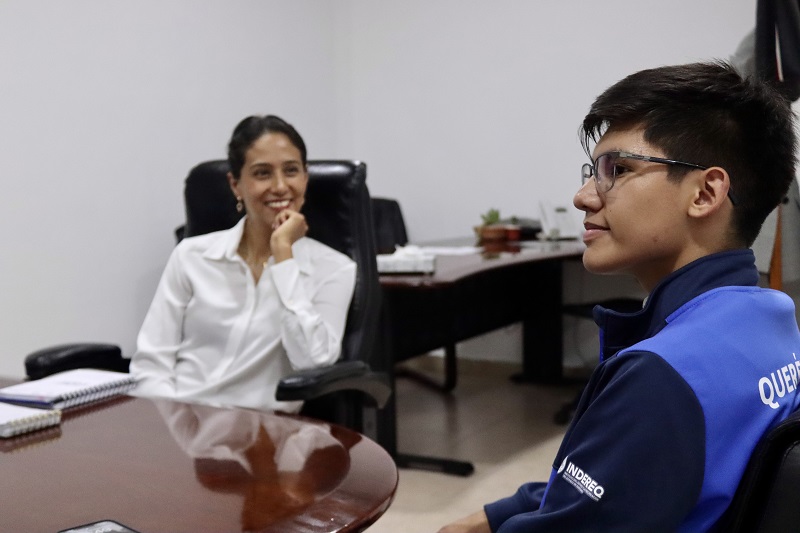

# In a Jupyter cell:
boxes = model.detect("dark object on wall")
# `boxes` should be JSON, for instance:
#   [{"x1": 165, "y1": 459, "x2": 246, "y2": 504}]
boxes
[{"x1": 756, "y1": 0, "x2": 800, "y2": 102}]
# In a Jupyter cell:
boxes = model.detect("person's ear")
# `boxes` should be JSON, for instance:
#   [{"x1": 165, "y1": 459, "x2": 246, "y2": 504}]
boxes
[
  {"x1": 687, "y1": 167, "x2": 730, "y2": 219},
  {"x1": 227, "y1": 171, "x2": 240, "y2": 199}
]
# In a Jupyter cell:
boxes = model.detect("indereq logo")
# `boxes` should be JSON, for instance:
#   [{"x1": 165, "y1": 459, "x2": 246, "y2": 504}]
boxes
[{"x1": 558, "y1": 456, "x2": 605, "y2": 501}]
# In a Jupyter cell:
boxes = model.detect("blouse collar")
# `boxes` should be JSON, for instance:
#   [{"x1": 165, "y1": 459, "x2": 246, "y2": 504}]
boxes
[{"x1": 202, "y1": 216, "x2": 313, "y2": 274}]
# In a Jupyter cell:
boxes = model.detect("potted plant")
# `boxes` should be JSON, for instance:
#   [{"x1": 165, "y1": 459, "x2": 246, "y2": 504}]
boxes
[
  {"x1": 475, "y1": 208, "x2": 506, "y2": 242},
  {"x1": 505, "y1": 215, "x2": 521, "y2": 241}
]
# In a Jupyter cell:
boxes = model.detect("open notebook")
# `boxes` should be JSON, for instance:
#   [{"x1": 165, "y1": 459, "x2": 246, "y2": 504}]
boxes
[
  {"x1": 0, "y1": 369, "x2": 137, "y2": 410},
  {"x1": 0, "y1": 402, "x2": 61, "y2": 438}
]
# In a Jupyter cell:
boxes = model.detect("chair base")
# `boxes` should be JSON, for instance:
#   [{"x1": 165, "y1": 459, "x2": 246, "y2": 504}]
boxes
[
  {"x1": 396, "y1": 453, "x2": 474, "y2": 477},
  {"x1": 395, "y1": 344, "x2": 458, "y2": 393}
]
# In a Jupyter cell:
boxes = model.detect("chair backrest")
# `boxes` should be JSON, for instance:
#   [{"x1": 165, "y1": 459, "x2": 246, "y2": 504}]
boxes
[
  {"x1": 182, "y1": 159, "x2": 381, "y2": 369},
  {"x1": 720, "y1": 408, "x2": 800, "y2": 532},
  {"x1": 183, "y1": 160, "x2": 241, "y2": 238},
  {"x1": 371, "y1": 197, "x2": 408, "y2": 254}
]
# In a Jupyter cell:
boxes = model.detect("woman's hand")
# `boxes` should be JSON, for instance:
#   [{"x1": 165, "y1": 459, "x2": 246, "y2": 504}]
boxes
[
  {"x1": 437, "y1": 510, "x2": 492, "y2": 533},
  {"x1": 271, "y1": 209, "x2": 308, "y2": 262}
]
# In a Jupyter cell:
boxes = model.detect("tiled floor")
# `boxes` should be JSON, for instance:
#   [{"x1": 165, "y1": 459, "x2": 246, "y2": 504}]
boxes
[{"x1": 367, "y1": 357, "x2": 584, "y2": 532}]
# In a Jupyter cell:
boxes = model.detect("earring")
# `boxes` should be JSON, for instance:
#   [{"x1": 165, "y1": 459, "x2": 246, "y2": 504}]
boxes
[{"x1": 236, "y1": 197, "x2": 243, "y2": 213}]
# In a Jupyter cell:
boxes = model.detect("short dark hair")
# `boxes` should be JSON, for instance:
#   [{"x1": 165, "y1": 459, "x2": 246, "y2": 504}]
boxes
[
  {"x1": 227, "y1": 114, "x2": 307, "y2": 179},
  {"x1": 581, "y1": 61, "x2": 797, "y2": 246}
]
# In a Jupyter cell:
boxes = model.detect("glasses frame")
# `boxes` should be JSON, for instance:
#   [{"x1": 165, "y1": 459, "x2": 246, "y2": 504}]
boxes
[{"x1": 581, "y1": 150, "x2": 738, "y2": 206}]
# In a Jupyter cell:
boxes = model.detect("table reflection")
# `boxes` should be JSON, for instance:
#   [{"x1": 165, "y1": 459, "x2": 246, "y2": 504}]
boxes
[{"x1": 155, "y1": 400, "x2": 359, "y2": 531}]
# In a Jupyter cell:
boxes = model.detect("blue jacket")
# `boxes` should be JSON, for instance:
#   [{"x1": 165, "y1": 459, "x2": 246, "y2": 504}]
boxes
[{"x1": 484, "y1": 249, "x2": 800, "y2": 532}]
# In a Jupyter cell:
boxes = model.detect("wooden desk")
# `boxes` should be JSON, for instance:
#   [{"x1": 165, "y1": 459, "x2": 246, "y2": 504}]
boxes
[
  {"x1": 0, "y1": 393, "x2": 397, "y2": 533},
  {"x1": 380, "y1": 239, "x2": 585, "y2": 388}
]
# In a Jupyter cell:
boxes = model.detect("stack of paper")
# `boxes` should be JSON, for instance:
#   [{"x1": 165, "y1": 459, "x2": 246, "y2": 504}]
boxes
[{"x1": 377, "y1": 245, "x2": 436, "y2": 273}]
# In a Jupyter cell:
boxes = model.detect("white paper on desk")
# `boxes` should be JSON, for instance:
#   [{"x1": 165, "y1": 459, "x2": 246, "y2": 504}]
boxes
[
  {"x1": 416, "y1": 246, "x2": 481, "y2": 255},
  {"x1": 377, "y1": 245, "x2": 436, "y2": 273}
]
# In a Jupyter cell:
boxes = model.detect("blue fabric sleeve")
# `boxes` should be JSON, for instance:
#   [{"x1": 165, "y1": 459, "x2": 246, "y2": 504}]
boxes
[
  {"x1": 484, "y1": 483, "x2": 547, "y2": 531},
  {"x1": 484, "y1": 352, "x2": 706, "y2": 532}
]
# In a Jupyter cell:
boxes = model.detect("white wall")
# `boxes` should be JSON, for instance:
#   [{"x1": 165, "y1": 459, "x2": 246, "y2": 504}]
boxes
[
  {"x1": 339, "y1": 0, "x2": 757, "y2": 242},
  {"x1": 335, "y1": 0, "x2": 757, "y2": 364},
  {"x1": 0, "y1": 0, "x2": 758, "y2": 377}
]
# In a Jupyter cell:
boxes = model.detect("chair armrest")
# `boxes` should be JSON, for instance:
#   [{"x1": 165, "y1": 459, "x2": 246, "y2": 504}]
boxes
[
  {"x1": 25, "y1": 343, "x2": 128, "y2": 380},
  {"x1": 276, "y1": 360, "x2": 391, "y2": 409}
]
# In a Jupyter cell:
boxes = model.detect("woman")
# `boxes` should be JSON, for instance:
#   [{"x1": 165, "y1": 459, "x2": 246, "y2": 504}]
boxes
[{"x1": 130, "y1": 115, "x2": 357, "y2": 413}]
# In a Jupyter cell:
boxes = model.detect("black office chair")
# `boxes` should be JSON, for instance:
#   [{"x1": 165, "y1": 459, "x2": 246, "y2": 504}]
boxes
[
  {"x1": 717, "y1": 408, "x2": 800, "y2": 532},
  {"x1": 372, "y1": 197, "x2": 408, "y2": 255},
  {"x1": 24, "y1": 160, "x2": 394, "y2": 450}
]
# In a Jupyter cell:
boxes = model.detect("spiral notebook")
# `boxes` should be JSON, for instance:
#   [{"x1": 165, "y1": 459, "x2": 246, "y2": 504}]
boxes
[
  {"x1": 0, "y1": 369, "x2": 137, "y2": 410},
  {"x1": 0, "y1": 402, "x2": 62, "y2": 438},
  {"x1": 0, "y1": 424, "x2": 62, "y2": 451}
]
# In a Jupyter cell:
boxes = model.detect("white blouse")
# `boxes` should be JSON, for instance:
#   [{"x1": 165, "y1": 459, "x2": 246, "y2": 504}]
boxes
[{"x1": 129, "y1": 217, "x2": 357, "y2": 413}]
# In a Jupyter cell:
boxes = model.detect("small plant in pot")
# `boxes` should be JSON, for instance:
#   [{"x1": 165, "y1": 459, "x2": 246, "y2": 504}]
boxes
[
  {"x1": 475, "y1": 208, "x2": 506, "y2": 242},
  {"x1": 505, "y1": 215, "x2": 521, "y2": 241}
]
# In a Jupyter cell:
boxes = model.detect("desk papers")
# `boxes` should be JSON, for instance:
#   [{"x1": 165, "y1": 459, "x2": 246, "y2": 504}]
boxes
[
  {"x1": 378, "y1": 245, "x2": 436, "y2": 273},
  {"x1": 378, "y1": 244, "x2": 484, "y2": 274}
]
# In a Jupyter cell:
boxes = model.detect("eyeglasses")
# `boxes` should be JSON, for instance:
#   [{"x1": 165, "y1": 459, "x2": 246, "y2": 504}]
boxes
[{"x1": 581, "y1": 150, "x2": 738, "y2": 206}]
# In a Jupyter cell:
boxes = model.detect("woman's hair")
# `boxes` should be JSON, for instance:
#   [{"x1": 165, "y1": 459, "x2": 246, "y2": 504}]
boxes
[
  {"x1": 580, "y1": 61, "x2": 797, "y2": 246},
  {"x1": 227, "y1": 114, "x2": 307, "y2": 179}
]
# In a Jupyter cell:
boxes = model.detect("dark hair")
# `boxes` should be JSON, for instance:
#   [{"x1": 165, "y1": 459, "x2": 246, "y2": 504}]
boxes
[
  {"x1": 227, "y1": 114, "x2": 307, "y2": 179},
  {"x1": 581, "y1": 61, "x2": 797, "y2": 246}
]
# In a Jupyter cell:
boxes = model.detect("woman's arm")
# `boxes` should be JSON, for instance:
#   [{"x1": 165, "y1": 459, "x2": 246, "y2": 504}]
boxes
[
  {"x1": 270, "y1": 256, "x2": 357, "y2": 370},
  {"x1": 129, "y1": 247, "x2": 192, "y2": 397}
]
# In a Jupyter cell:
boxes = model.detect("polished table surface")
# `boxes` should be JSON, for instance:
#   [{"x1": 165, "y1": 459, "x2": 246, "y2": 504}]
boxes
[
  {"x1": 380, "y1": 238, "x2": 586, "y2": 288},
  {"x1": 0, "y1": 389, "x2": 397, "y2": 533}
]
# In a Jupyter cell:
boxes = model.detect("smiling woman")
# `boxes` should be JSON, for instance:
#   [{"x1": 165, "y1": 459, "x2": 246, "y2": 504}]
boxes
[
  {"x1": 128, "y1": 114, "x2": 357, "y2": 414},
  {"x1": 227, "y1": 116, "x2": 311, "y2": 282}
]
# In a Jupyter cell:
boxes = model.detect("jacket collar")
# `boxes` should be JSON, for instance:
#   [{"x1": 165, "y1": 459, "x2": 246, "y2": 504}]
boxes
[
  {"x1": 594, "y1": 249, "x2": 760, "y2": 361},
  {"x1": 201, "y1": 216, "x2": 313, "y2": 275}
]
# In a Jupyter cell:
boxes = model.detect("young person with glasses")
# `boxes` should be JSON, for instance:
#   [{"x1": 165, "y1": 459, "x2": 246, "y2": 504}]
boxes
[{"x1": 438, "y1": 61, "x2": 800, "y2": 533}]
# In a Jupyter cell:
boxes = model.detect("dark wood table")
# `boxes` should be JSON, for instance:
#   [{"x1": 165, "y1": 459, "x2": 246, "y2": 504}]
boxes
[
  {"x1": 379, "y1": 238, "x2": 585, "y2": 475},
  {"x1": 0, "y1": 392, "x2": 397, "y2": 533},
  {"x1": 380, "y1": 238, "x2": 585, "y2": 387}
]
